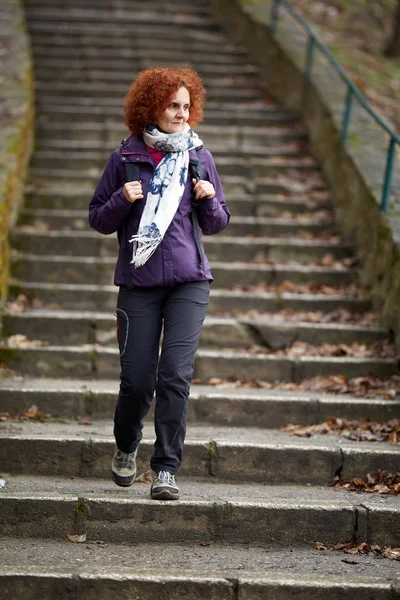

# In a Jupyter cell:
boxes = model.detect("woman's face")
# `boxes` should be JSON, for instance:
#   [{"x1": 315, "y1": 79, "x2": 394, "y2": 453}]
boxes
[{"x1": 157, "y1": 86, "x2": 190, "y2": 134}]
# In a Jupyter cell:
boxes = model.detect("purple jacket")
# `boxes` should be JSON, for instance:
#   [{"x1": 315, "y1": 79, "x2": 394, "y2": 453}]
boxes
[{"x1": 89, "y1": 134, "x2": 230, "y2": 287}]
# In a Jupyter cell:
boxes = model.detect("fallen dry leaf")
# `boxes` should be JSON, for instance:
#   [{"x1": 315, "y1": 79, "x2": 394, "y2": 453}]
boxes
[
  {"x1": 75, "y1": 415, "x2": 93, "y2": 425},
  {"x1": 233, "y1": 339, "x2": 396, "y2": 360},
  {"x1": 200, "y1": 540, "x2": 215, "y2": 547},
  {"x1": 332, "y1": 470, "x2": 400, "y2": 495},
  {"x1": 67, "y1": 534, "x2": 87, "y2": 544},
  {"x1": 230, "y1": 280, "x2": 367, "y2": 297},
  {"x1": 135, "y1": 470, "x2": 152, "y2": 483},
  {"x1": 6, "y1": 335, "x2": 48, "y2": 349},
  {"x1": 195, "y1": 373, "x2": 400, "y2": 399},
  {"x1": 314, "y1": 540, "x2": 400, "y2": 560},
  {"x1": 341, "y1": 558, "x2": 359, "y2": 564},
  {"x1": 5, "y1": 295, "x2": 30, "y2": 314},
  {"x1": 283, "y1": 418, "x2": 400, "y2": 444}
]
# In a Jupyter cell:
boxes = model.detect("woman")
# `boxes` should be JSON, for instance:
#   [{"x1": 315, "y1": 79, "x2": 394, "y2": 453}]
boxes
[{"x1": 89, "y1": 66, "x2": 230, "y2": 500}]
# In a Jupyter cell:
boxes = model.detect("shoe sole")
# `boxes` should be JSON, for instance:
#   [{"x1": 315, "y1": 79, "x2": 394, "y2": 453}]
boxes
[
  {"x1": 111, "y1": 470, "x2": 136, "y2": 487},
  {"x1": 151, "y1": 489, "x2": 180, "y2": 501}
]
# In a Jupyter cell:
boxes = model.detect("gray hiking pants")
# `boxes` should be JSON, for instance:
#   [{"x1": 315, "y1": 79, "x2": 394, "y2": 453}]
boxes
[{"x1": 114, "y1": 280, "x2": 210, "y2": 472}]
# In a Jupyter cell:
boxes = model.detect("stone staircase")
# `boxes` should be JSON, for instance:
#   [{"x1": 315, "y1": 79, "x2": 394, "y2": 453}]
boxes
[{"x1": 1, "y1": 0, "x2": 399, "y2": 597}]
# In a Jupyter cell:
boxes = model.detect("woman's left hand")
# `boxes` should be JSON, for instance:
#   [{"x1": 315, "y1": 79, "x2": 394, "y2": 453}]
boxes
[{"x1": 192, "y1": 179, "x2": 215, "y2": 200}]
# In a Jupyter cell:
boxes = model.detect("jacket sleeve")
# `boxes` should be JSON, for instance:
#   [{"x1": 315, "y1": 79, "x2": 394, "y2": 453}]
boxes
[
  {"x1": 88, "y1": 150, "x2": 132, "y2": 235},
  {"x1": 196, "y1": 149, "x2": 230, "y2": 235}
]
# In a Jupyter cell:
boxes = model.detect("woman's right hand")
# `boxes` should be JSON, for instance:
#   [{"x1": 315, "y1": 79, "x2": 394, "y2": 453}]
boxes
[{"x1": 123, "y1": 181, "x2": 144, "y2": 203}]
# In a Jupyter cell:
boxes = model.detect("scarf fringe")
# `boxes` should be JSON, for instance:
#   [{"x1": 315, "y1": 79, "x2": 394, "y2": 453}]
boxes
[{"x1": 129, "y1": 232, "x2": 163, "y2": 268}]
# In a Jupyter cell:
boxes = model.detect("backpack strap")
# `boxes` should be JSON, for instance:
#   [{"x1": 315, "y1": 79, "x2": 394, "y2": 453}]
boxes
[
  {"x1": 120, "y1": 162, "x2": 141, "y2": 288},
  {"x1": 189, "y1": 148, "x2": 206, "y2": 275}
]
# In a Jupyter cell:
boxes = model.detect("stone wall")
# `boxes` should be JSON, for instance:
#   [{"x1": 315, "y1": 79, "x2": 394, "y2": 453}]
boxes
[
  {"x1": 212, "y1": 0, "x2": 400, "y2": 349},
  {"x1": 0, "y1": 0, "x2": 34, "y2": 306}
]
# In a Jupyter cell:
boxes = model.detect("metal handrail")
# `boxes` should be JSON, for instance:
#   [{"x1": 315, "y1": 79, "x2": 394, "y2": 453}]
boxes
[{"x1": 270, "y1": 0, "x2": 400, "y2": 212}]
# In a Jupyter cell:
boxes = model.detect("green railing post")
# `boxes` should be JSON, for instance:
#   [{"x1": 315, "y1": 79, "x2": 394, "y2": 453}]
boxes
[
  {"x1": 341, "y1": 86, "x2": 353, "y2": 143},
  {"x1": 272, "y1": 0, "x2": 400, "y2": 212},
  {"x1": 301, "y1": 35, "x2": 315, "y2": 109},
  {"x1": 381, "y1": 137, "x2": 396, "y2": 212},
  {"x1": 270, "y1": 0, "x2": 281, "y2": 33}
]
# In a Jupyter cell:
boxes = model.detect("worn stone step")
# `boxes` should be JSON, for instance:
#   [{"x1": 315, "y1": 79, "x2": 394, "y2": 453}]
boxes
[
  {"x1": 10, "y1": 255, "x2": 357, "y2": 287},
  {"x1": 39, "y1": 127, "x2": 308, "y2": 151},
  {"x1": 9, "y1": 282, "x2": 372, "y2": 313},
  {"x1": 0, "y1": 344, "x2": 396, "y2": 381},
  {"x1": 12, "y1": 232, "x2": 343, "y2": 262},
  {"x1": 34, "y1": 120, "x2": 304, "y2": 144},
  {"x1": 1, "y1": 475, "x2": 399, "y2": 546},
  {"x1": 26, "y1": 0, "x2": 212, "y2": 16},
  {"x1": 32, "y1": 143, "x2": 308, "y2": 169},
  {"x1": 31, "y1": 45, "x2": 248, "y2": 66},
  {"x1": 26, "y1": 173, "x2": 322, "y2": 201},
  {"x1": 28, "y1": 163, "x2": 320, "y2": 189},
  {"x1": 32, "y1": 151, "x2": 319, "y2": 174},
  {"x1": 1, "y1": 546, "x2": 399, "y2": 600},
  {"x1": 23, "y1": 193, "x2": 331, "y2": 216},
  {"x1": 29, "y1": 31, "x2": 247, "y2": 55},
  {"x1": 2, "y1": 309, "x2": 387, "y2": 349},
  {"x1": 33, "y1": 60, "x2": 258, "y2": 78},
  {"x1": 1, "y1": 420, "x2": 399, "y2": 484},
  {"x1": 1, "y1": 378, "x2": 398, "y2": 426},
  {"x1": 35, "y1": 87, "x2": 264, "y2": 105},
  {"x1": 35, "y1": 104, "x2": 301, "y2": 127},
  {"x1": 26, "y1": 10, "x2": 222, "y2": 31},
  {"x1": 19, "y1": 210, "x2": 335, "y2": 237}
]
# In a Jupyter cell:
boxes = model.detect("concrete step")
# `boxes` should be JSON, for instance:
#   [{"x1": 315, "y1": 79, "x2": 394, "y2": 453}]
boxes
[
  {"x1": 32, "y1": 60, "x2": 258, "y2": 78},
  {"x1": 2, "y1": 310, "x2": 387, "y2": 349},
  {"x1": 1, "y1": 420, "x2": 399, "y2": 484},
  {"x1": 26, "y1": 0, "x2": 212, "y2": 16},
  {"x1": 25, "y1": 9, "x2": 222, "y2": 31},
  {"x1": 35, "y1": 86, "x2": 264, "y2": 105},
  {"x1": 19, "y1": 209, "x2": 335, "y2": 235},
  {"x1": 1, "y1": 378, "x2": 398, "y2": 425},
  {"x1": 0, "y1": 343, "x2": 397, "y2": 381},
  {"x1": 0, "y1": 475, "x2": 399, "y2": 546},
  {"x1": 12, "y1": 232, "x2": 345, "y2": 262},
  {"x1": 34, "y1": 120, "x2": 304, "y2": 144},
  {"x1": 31, "y1": 45, "x2": 248, "y2": 65},
  {"x1": 31, "y1": 152, "x2": 319, "y2": 176},
  {"x1": 9, "y1": 282, "x2": 372, "y2": 313},
  {"x1": 31, "y1": 142, "x2": 308, "y2": 164},
  {"x1": 37, "y1": 125, "x2": 308, "y2": 149},
  {"x1": 35, "y1": 104, "x2": 301, "y2": 127},
  {"x1": 28, "y1": 163, "x2": 320, "y2": 189},
  {"x1": 29, "y1": 30, "x2": 248, "y2": 54},
  {"x1": 1, "y1": 541, "x2": 399, "y2": 599},
  {"x1": 23, "y1": 192, "x2": 331, "y2": 216},
  {"x1": 10, "y1": 255, "x2": 358, "y2": 287}
]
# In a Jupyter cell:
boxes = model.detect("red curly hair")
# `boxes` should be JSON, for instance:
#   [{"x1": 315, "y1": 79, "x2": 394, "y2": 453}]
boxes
[{"x1": 124, "y1": 66, "x2": 206, "y2": 135}]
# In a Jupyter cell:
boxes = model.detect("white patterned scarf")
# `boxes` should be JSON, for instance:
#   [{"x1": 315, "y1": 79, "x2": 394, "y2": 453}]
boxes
[{"x1": 129, "y1": 123, "x2": 203, "y2": 268}]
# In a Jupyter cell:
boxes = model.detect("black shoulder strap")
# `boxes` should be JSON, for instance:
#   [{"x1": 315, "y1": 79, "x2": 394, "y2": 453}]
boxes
[
  {"x1": 119, "y1": 161, "x2": 141, "y2": 288},
  {"x1": 189, "y1": 147, "x2": 202, "y2": 181},
  {"x1": 125, "y1": 162, "x2": 140, "y2": 183},
  {"x1": 188, "y1": 148, "x2": 206, "y2": 275}
]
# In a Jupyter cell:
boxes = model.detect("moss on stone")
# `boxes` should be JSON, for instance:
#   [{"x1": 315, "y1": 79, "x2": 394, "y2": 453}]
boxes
[{"x1": 0, "y1": 0, "x2": 35, "y2": 307}]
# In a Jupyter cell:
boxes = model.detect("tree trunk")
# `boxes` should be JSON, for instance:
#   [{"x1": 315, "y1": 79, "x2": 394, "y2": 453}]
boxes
[{"x1": 384, "y1": 0, "x2": 400, "y2": 57}]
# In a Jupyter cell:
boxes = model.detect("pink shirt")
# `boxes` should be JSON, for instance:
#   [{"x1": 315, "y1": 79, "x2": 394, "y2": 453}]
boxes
[{"x1": 146, "y1": 144, "x2": 164, "y2": 165}]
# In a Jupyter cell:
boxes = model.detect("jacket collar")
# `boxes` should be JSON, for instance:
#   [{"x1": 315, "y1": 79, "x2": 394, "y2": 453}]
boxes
[{"x1": 121, "y1": 133, "x2": 149, "y2": 155}]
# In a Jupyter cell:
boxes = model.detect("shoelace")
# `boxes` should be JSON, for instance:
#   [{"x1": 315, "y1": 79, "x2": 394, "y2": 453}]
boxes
[
  {"x1": 117, "y1": 451, "x2": 134, "y2": 469},
  {"x1": 157, "y1": 471, "x2": 175, "y2": 486}
]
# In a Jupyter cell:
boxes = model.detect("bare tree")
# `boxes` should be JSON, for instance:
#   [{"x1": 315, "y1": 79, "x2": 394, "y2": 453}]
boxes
[{"x1": 384, "y1": 0, "x2": 400, "y2": 57}]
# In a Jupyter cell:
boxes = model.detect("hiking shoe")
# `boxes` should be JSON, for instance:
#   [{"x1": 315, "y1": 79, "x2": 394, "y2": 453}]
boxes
[
  {"x1": 151, "y1": 470, "x2": 179, "y2": 500},
  {"x1": 111, "y1": 446, "x2": 138, "y2": 487}
]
